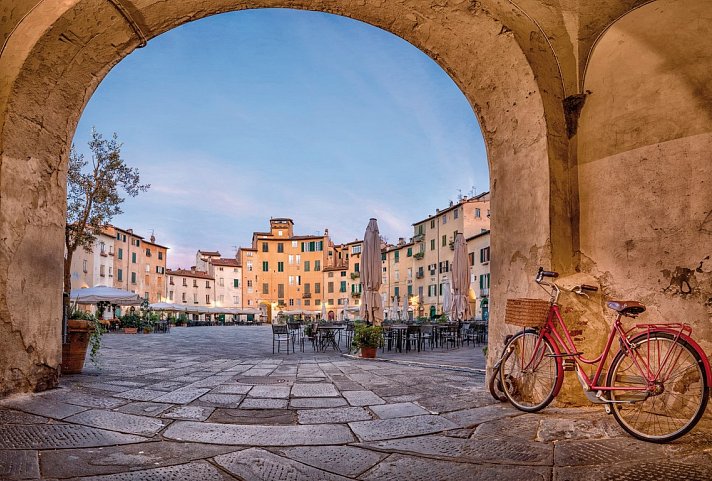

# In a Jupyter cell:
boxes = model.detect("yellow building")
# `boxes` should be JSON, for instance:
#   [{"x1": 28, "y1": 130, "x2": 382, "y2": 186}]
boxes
[
  {"x1": 411, "y1": 193, "x2": 490, "y2": 318},
  {"x1": 239, "y1": 219, "x2": 334, "y2": 321},
  {"x1": 381, "y1": 238, "x2": 414, "y2": 320},
  {"x1": 323, "y1": 240, "x2": 364, "y2": 320},
  {"x1": 467, "y1": 229, "x2": 491, "y2": 321},
  {"x1": 110, "y1": 227, "x2": 168, "y2": 304}
]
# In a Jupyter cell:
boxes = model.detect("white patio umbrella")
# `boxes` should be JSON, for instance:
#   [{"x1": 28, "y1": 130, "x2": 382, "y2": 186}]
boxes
[
  {"x1": 400, "y1": 295, "x2": 409, "y2": 321},
  {"x1": 342, "y1": 297, "x2": 349, "y2": 321},
  {"x1": 359, "y1": 218, "x2": 384, "y2": 326},
  {"x1": 70, "y1": 286, "x2": 143, "y2": 305},
  {"x1": 442, "y1": 280, "x2": 452, "y2": 320},
  {"x1": 321, "y1": 302, "x2": 327, "y2": 320},
  {"x1": 449, "y1": 233, "x2": 472, "y2": 321}
]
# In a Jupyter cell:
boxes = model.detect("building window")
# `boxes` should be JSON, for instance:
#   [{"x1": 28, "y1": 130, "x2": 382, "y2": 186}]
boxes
[
  {"x1": 262, "y1": 283, "x2": 269, "y2": 295},
  {"x1": 219, "y1": 277, "x2": 224, "y2": 287},
  {"x1": 277, "y1": 242, "x2": 284, "y2": 253},
  {"x1": 289, "y1": 276, "x2": 294, "y2": 286},
  {"x1": 469, "y1": 252, "x2": 475, "y2": 266},
  {"x1": 158, "y1": 251, "x2": 163, "y2": 260},
  {"x1": 118, "y1": 248, "x2": 123, "y2": 260},
  {"x1": 117, "y1": 269, "x2": 123, "y2": 281},
  {"x1": 314, "y1": 260, "x2": 321, "y2": 271},
  {"x1": 289, "y1": 299, "x2": 294, "y2": 306},
  {"x1": 328, "y1": 282, "x2": 334, "y2": 293},
  {"x1": 295, "y1": 254, "x2": 301, "y2": 264},
  {"x1": 131, "y1": 272, "x2": 137, "y2": 284},
  {"x1": 351, "y1": 245, "x2": 361, "y2": 255},
  {"x1": 247, "y1": 261, "x2": 253, "y2": 272},
  {"x1": 443, "y1": 214, "x2": 447, "y2": 224},
  {"x1": 99, "y1": 265, "x2": 105, "y2": 277},
  {"x1": 480, "y1": 246, "x2": 491, "y2": 263},
  {"x1": 262, "y1": 242, "x2": 269, "y2": 252},
  {"x1": 277, "y1": 262, "x2": 284, "y2": 272},
  {"x1": 262, "y1": 261, "x2": 269, "y2": 272},
  {"x1": 183, "y1": 278, "x2": 187, "y2": 286},
  {"x1": 291, "y1": 241, "x2": 298, "y2": 248},
  {"x1": 288, "y1": 255, "x2": 294, "y2": 264},
  {"x1": 82, "y1": 260, "x2": 88, "y2": 273},
  {"x1": 193, "y1": 279, "x2": 198, "y2": 287},
  {"x1": 354, "y1": 262, "x2": 360, "y2": 272},
  {"x1": 218, "y1": 295, "x2": 224, "y2": 303},
  {"x1": 131, "y1": 252, "x2": 137, "y2": 264},
  {"x1": 155, "y1": 266, "x2": 165, "y2": 274},
  {"x1": 109, "y1": 267, "x2": 113, "y2": 277},
  {"x1": 442, "y1": 234, "x2": 447, "y2": 247},
  {"x1": 169, "y1": 290, "x2": 174, "y2": 301},
  {"x1": 182, "y1": 292, "x2": 186, "y2": 302},
  {"x1": 145, "y1": 248, "x2": 151, "y2": 256},
  {"x1": 407, "y1": 247, "x2": 412, "y2": 257},
  {"x1": 145, "y1": 264, "x2": 150, "y2": 273},
  {"x1": 430, "y1": 219, "x2": 435, "y2": 229},
  {"x1": 304, "y1": 261, "x2": 310, "y2": 272},
  {"x1": 278, "y1": 284, "x2": 284, "y2": 298},
  {"x1": 454, "y1": 208, "x2": 459, "y2": 219},
  {"x1": 233, "y1": 278, "x2": 239, "y2": 288},
  {"x1": 475, "y1": 208, "x2": 481, "y2": 218},
  {"x1": 428, "y1": 284, "x2": 436, "y2": 297},
  {"x1": 340, "y1": 281, "x2": 346, "y2": 293},
  {"x1": 394, "y1": 251, "x2": 399, "y2": 263},
  {"x1": 206, "y1": 280, "x2": 211, "y2": 288},
  {"x1": 193, "y1": 293, "x2": 198, "y2": 303},
  {"x1": 233, "y1": 296, "x2": 239, "y2": 304},
  {"x1": 99, "y1": 242, "x2": 106, "y2": 254},
  {"x1": 315, "y1": 282, "x2": 321, "y2": 294},
  {"x1": 430, "y1": 239, "x2": 435, "y2": 251}
]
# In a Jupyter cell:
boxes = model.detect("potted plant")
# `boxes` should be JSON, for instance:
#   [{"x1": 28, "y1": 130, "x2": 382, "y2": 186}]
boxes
[
  {"x1": 352, "y1": 324, "x2": 382, "y2": 358},
  {"x1": 120, "y1": 312, "x2": 140, "y2": 333},
  {"x1": 61, "y1": 309, "x2": 105, "y2": 374}
]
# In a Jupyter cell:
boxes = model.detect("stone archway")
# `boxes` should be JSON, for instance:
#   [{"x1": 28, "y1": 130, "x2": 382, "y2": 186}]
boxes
[{"x1": 2, "y1": 1, "x2": 711, "y2": 397}]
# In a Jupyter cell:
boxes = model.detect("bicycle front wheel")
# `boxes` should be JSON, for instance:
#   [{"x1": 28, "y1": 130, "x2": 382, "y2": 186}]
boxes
[
  {"x1": 607, "y1": 332, "x2": 709, "y2": 443},
  {"x1": 500, "y1": 331, "x2": 560, "y2": 412}
]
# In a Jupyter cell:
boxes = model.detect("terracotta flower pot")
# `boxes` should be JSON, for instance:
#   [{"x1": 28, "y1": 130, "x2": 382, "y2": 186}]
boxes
[
  {"x1": 123, "y1": 327, "x2": 138, "y2": 334},
  {"x1": 360, "y1": 346, "x2": 377, "y2": 358},
  {"x1": 61, "y1": 319, "x2": 93, "y2": 374}
]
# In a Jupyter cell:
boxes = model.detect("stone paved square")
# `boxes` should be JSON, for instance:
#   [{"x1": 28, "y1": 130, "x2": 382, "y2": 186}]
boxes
[{"x1": 0, "y1": 326, "x2": 708, "y2": 480}]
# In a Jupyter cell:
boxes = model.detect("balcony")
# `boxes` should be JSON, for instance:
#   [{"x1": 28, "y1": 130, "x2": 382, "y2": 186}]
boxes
[
  {"x1": 351, "y1": 291, "x2": 361, "y2": 298},
  {"x1": 415, "y1": 272, "x2": 424, "y2": 279},
  {"x1": 350, "y1": 272, "x2": 360, "y2": 280},
  {"x1": 302, "y1": 292, "x2": 312, "y2": 299},
  {"x1": 413, "y1": 252, "x2": 425, "y2": 260},
  {"x1": 448, "y1": 241, "x2": 455, "y2": 251},
  {"x1": 413, "y1": 233, "x2": 425, "y2": 243}
]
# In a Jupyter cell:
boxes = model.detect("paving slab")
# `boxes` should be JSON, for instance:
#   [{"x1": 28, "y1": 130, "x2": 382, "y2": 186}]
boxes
[
  {"x1": 297, "y1": 406, "x2": 372, "y2": 424},
  {"x1": 291, "y1": 383, "x2": 340, "y2": 397},
  {"x1": 60, "y1": 460, "x2": 233, "y2": 481},
  {"x1": 214, "y1": 447, "x2": 351, "y2": 481},
  {"x1": 145, "y1": 381, "x2": 186, "y2": 392},
  {"x1": 162, "y1": 405, "x2": 215, "y2": 421},
  {"x1": 364, "y1": 433, "x2": 553, "y2": 465},
  {"x1": 208, "y1": 408, "x2": 296, "y2": 425},
  {"x1": 349, "y1": 415, "x2": 458, "y2": 442},
  {"x1": 537, "y1": 415, "x2": 623, "y2": 442},
  {"x1": 152, "y1": 388, "x2": 210, "y2": 404},
  {"x1": 0, "y1": 424, "x2": 146, "y2": 449},
  {"x1": 441, "y1": 403, "x2": 516, "y2": 428},
  {"x1": 0, "y1": 450, "x2": 40, "y2": 480},
  {"x1": 237, "y1": 398, "x2": 289, "y2": 409},
  {"x1": 289, "y1": 397, "x2": 348, "y2": 408},
  {"x1": 276, "y1": 445, "x2": 386, "y2": 478},
  {"x1": 0, "y1": 396, "x2": 88, "y2": 420},
  {"x1": 163, "y1": 420, "x2": 354, "y2": 445},
  {"x1": 39, "y1": 442, "x2": 242, "y2": 478},
  {"x1": 209, "y1": 384, "x2": 253, "y2": 395},
  {"x1": 64, "y1": 409, "x2": 169, "y2": 436},
  {"x1": 116, "y1": 402, "x2": 173, "y2": 417},
  {"x1": 196, "y1": 393, "x2": 244, "y2": 408},
  {"x1": 41, "y1": 390, "x2": 128, "y2": 409},
  {"x1": 0, "y1": 408, "x2": 50, "y2": 424},
  {"x1": 554, "y1": 460, "x2": 712, "y2": 481},
  {"x1": 369, "y1": 402, "x2": 430, "y2": 419},
  {"x1": 341, "y1": 390, "x2": 385, "y2": 406},
  {"x1": 247, "y1": 385, "x2": 291, "y2": 398},
  {"x1": 112, "y1": 389, "x2": 166, "y2": 402},
  {"x1": 361, "y1": 453, "x2": 552, "y2": 481},
  {"x1": 554, "y1": 437, "x2": 667, "y2": 467},
  {"x1": 81, "y1": 383, "x2": 134, "y2": 393}
]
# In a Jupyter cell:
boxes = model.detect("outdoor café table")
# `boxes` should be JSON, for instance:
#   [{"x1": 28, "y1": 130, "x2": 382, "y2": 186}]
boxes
[
  {"x1": 388, "y1": 325, "x2": 409, "y2": 353},
  {"x1": 317, "y1": 324, "x2": 345, "y2": 352}
]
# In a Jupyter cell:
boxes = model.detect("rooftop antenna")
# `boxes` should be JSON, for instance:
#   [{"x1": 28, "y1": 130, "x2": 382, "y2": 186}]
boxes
[
  {"x1": 457, "y1": 189, "x2": 463, "y2": 201},
  {"x1": 469, "y1": 186, "x2": 476, "y2": 197}
]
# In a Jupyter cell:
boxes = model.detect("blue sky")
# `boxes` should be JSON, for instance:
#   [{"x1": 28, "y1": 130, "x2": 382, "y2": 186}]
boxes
[{"x1": 73, "y1": 9, "x2": 488, "y2": 268}]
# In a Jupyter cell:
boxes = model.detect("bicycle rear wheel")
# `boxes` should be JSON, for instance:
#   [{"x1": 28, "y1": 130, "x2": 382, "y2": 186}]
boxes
[
  {"x1": 500, "y1": 331, "x2": 560, "y2": 412},
  {"x1": 607, "y1": 332, "x2": 709, "y2": 442}
]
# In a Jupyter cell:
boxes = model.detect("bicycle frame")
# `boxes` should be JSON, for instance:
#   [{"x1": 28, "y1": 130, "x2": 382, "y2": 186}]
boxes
[{"x1": 523, "y1": 284, "x2": 711, "y2": 400}]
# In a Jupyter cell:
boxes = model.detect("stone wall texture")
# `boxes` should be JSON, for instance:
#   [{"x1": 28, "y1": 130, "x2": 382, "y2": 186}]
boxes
[{"x1": 0, "y1": 0, "x2": 710, "y2": 400}]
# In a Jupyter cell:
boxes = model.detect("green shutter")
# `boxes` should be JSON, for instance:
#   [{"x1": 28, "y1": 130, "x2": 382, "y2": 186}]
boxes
[{"x1": 233, "y1": 279, "x2": 238, "y2": 288}]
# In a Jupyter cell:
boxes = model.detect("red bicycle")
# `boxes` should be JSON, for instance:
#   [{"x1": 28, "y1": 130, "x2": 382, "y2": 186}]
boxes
[{"x1": 494, "y1": 267, "x2": 710, "y2": 443}]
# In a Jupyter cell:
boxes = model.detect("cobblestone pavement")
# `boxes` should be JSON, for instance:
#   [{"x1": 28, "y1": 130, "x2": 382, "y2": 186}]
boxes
[{"x1": 1, "y1": 326, "x2": 710, "y2": 480}]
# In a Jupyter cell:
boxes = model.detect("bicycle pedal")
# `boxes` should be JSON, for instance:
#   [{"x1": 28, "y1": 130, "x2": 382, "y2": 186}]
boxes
[
  {"x1": 604, "y1": 404, "x2": 612, "y2": 415},
  {"x1": 562, "y1": 359, "x2": 576, "y2": 371}
]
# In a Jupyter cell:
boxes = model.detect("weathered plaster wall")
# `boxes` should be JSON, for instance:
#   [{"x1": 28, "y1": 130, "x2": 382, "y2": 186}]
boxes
[
  {"x1": 577, "y1": 0, "x2": 712, "y2": 362},
  {"x1": 0, "y1": 0, "x2": 561, "y2": 395}
]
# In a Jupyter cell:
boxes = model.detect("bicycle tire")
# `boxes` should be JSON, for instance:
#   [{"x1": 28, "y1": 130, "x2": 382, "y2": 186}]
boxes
[
  {"x1": 607, "y1": 331, "x2": 709, "y2": 443},
  {"x1": 500, "y1": 330, "x2": 560, "y2": 412},
  {"x1": 488, "y1": 362, "x2": 508, "y2": 402}
]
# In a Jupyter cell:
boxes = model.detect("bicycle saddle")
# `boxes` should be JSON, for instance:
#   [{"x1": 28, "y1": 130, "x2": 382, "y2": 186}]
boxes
[{"x1": 607, "y1": 300, "x2": 646, "y2": 317}]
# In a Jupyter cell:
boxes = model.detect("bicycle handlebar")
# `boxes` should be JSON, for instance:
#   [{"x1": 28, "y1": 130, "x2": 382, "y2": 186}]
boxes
[
  {"x1": 536, "y1": 267, "x2": 559, "y2": 283},
  {"x1": 580, "y1": 284, "x2": 598, "y2": 292}
]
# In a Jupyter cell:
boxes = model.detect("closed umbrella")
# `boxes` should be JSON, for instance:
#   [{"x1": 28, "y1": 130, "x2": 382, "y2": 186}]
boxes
[
  {"x1": 400, "y1": 295, "x2": 409, "y2": 321},
  {"x1": 342, "y1": 297, "x2": 349, "y2": 321},
  {"x1": 359, "y1": 218, "x2": 384, "y2": 325},
  {"x1": 449, "y1": 233, "x2": 472, "y2": 321},
  {"x1": 442, "y1": 280, "x2": 452, "y2": 320},
  {"x1": 321, "y1": 302, "x2": 327, "y2": 320}
]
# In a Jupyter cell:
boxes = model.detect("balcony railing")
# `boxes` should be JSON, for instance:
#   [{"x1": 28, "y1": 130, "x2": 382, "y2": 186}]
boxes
[
  {"x1": 413, "y1": 233, "x2": 425, "y2": 243},
  {"x1": 480, "y1": 288, "x2": 489, "y2": 297},
  {"x1": 413, "y1": 252, "x2": 425, "y2": 260},
  {"x1": 351, "y1": 291, "x2": 361, "y2": 298},
  {"x1": 350, "y1": 272, "x2": 360, "y2": 280},
  {"x1": 415, "y1": 272, "x2": 424, "y2": 279},
  {"x1": 303, "y1": 292, "x2": 312, "y2": 299}
]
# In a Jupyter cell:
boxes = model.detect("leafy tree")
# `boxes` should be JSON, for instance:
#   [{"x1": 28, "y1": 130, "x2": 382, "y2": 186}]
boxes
[{"x1": 64, "y1": 128, "x2": 149, "y2": 295}]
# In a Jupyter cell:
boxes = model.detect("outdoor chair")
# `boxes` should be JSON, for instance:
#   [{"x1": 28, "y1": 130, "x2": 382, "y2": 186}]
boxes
[
  {"x1": 272, "y1": 324, "x2": 291, "y2": 354},
  {"x1": 405, "y1": 325, "x2": 422, "y2": 352},
  {"x1": 345, "y1": 321, "x2": 355, "y2": 350},
  {"x1": 440, "y1": 324, "x2": 460, "y2": 349},
  {"x1": 462, "y1": 322, "x2": 477, "y2": 346},
  {"x1": 381, "y1": 326, "x2": 396, "y2": 352},
  {"x1": 287, "y1": 321, "x2": 304, "y2": 352},
  {"x1": 418, "y1": 325, "x2": 435, "y2": 350}
]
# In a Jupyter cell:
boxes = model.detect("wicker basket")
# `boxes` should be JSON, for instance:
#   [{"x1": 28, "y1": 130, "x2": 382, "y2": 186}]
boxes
[{"x1": 505, "y1": 298, "x2": 551, "y2": 327}]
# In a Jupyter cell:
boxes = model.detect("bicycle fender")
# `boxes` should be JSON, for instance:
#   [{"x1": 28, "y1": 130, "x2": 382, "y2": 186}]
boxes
[{"x1": 633, "y1": 328, "x2": 712, "y2": 386}]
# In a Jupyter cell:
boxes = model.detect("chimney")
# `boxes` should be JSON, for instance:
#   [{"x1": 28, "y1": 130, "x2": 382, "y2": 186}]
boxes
[
  {"x1": 127, "y1": 228, "x2": 133, "y2": 234},
  {"x1": 150, "y1": 234, "x2": 156, "y2": 243}
]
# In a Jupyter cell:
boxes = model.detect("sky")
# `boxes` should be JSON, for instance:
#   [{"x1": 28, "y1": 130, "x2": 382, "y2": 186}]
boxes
[{"x1": 73, "y1": 9, "x2": 488, "y2": 269}]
